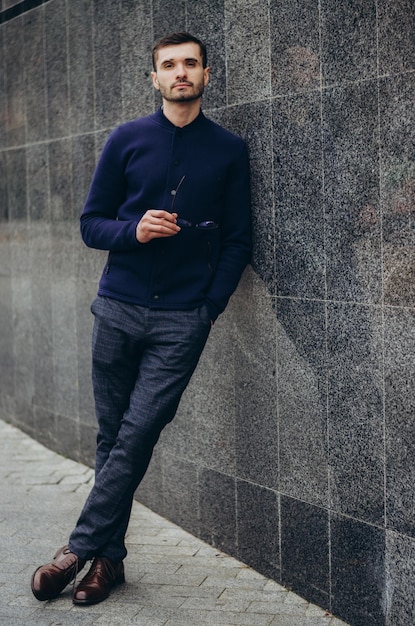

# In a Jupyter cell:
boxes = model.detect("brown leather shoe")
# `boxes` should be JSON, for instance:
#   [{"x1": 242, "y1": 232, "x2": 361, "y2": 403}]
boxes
[
  {"x1": 31, "y1": 545, "x2": 86, "y2": 601},
  {"x1": 73, "y1": 557, "x2": 125, "y2": 605}
]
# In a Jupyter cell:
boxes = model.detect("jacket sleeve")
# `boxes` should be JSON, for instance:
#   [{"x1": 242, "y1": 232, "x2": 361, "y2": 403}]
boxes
[
  {"x1": 80, "y1": 129, "x2": 141, "y2": 251},
  {"x1": 205, "y1": 142, "x2": 252, "y2": 321}
]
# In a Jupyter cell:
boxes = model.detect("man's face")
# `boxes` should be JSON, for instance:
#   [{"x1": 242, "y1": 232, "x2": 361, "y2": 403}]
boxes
[{"x1": 151, "y1": 42, "x2": 210, "y2": 103}]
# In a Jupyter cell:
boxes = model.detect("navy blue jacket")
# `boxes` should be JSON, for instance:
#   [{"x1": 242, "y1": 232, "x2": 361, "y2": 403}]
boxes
[{"x1": 80, "y1": 108, "x2": 251, "y2": 321}]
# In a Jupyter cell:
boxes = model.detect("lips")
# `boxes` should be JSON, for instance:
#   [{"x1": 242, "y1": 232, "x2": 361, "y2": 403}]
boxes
[{"x1": 173, "y1": 82, "x2": 192, "y2": 88}]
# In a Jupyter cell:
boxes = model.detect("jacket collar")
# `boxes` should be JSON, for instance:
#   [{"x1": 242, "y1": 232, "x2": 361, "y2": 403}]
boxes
[{"x1": 152, "y1": 106, "x2": 206, "y2": 131}]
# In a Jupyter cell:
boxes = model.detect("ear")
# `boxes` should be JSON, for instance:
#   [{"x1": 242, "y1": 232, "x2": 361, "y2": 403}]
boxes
[
  {"x1": 203, "y1": 66, "x2": 210, "y2": 87},
  {"x1": 151, "y1": 71, "x2": 160, "y2": 91}
]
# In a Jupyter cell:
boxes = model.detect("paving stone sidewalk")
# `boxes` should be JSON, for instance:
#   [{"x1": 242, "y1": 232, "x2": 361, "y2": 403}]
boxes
[{"x1": 0, "y1": 420, "x2": 349, "y2": 626}]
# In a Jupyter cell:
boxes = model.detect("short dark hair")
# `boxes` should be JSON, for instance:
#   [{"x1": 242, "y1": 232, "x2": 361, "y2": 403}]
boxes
[{"x1": 152, "y1": 32, "x2": 208, "y2": 70}]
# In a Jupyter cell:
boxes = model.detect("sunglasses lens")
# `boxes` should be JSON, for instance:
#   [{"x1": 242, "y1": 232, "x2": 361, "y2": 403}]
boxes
[
  {"x1": 198, "y1": 221, "x2": 217, "y2": 229},
  {"x1": 177, "y1": 218, "x2": 192, "y2": 227}
]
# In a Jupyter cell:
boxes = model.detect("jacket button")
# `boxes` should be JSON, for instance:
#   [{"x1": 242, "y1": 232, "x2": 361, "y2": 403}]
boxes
[{"x1": 153, "y1": 294, "x2": 159, "y2": 300}]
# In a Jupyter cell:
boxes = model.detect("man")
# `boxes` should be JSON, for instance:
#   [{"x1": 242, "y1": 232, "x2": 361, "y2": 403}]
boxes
[{"x1": 31, "y1": 32, "x2": 251, "y2": 606}]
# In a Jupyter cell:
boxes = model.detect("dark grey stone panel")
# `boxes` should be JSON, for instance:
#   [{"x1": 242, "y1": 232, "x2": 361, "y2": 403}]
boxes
[
  {"x1": 4, "y1": 14, "x2": 25, "y2": 146},
  {"x1": 0, "y1": 152, "x2": 8, "y2": 221},
  {"x1": 323, "y1": 82, "x2": 382, "y2": 304},
  {"x1": 233, "y1": 282, "x2": 278, "y2": 489},
  {"x1": 224, "y1": 0, "x2": 271, "y2": 104},
  {"x1": 0, "y1": 27, "x2": 5, "y2": 148},
  {"x1": 73, "y1": 133, "x2": 109, "y2": 281},
  {"x1": 378, "y1": 0, "x2": 415, "y2": 75},
  {"x1": 93, "y1": 0, "x2": 122, "y2": 130},
  {"x1": 27, "y1": 143, "x2": 49, "y2": 221},
  {"x1": 379, "y1": 74, "x2": 415, "y2": 308},
  {"x1": 186, "y1": 0, "x2": 226, "y2": 111},
  {"x1": 280, "y1": 496, "x2": 329, "y2": 609},
  {"x1": 67, "y1": 0, "x2": 94, "y2": 134},
  {"x1": 161, "y1": 454, "x2": 200, "y2": 537},
  {"x1": 190, "y1": 315, "x2": 236, "y2": 474},
  {"x1": 49, "y1": 139, "x2": 74, "y2": 227},
  {"x1": 385, "y1": 530, "x2": 415, "y2": 626},
  {"x1": 321, "y1": 0, "x2": 377, "y2": 86},
  {"x1": 34, "y1": 406, "x2": 57, "y2": 451},
  {"x1": 71, "y1": 133, "x2": 95, "y2": 219},
  {"x1": 277, "y1": 298, "x2": 328, "y2": 507},
  {"x1": 384, "y1": 306, "x2": 415, "y2": 536},
  {"x1": 327, "y1": 302, "x2": 384, "y2": 525},
  {"x1": 152, "y1": 0, "x2": 185, "y2": 42},
  {"x1": 214, "y1": 102, "x2": 275, "y2": 292},
  {"x1": 6, "y1": 148, "x2": 26, "y2": 221},
  {"x1": 331, "y1": 514, "x2": 386, "y2": 626},
  {"x1": 237, "y1": 480, "x2": 280, "y2": 581},
  {"x1": 199, "y1": 468, "x2": 236, "y2": 553},
  {"x1": 136, "y1": 446, "x2": 165, "y2": 514},
  {"x1": 44, "y1": 0, "x2": 69, "y2": 139},
  {"x1": 51, "y1": 276, "x2": 79, "y2": 420},
  {"x1": 12, "y1": 273, "x2": 35, "y2": 430},
  {"x1": 157, "y1": 386, "x2": 200, "y2": 467},
  {"x1": 32, "y1": 274, "x2": 54, "y2": 413},
  {"x1": 270, "y1": 0, "x2": 320, "y2": 97},
  {"x1": 49, "y1": 139, "x2": 75, "y2": 284},
  {"x1": 24, "y1": 7, "x2": 47, "y2": 143},
  {"x1": 55, "y1": 413, "x2": 80, "y2": 459},
  {"x1": 0, "y1": 276, "x2": 14, "y2": 400},
  {"x1": 273, "y1": 95, "x2": 325, "y2": 300},
  {"x1": 76, "y1": 278, "x2": 95, "y2": 425},
  {"x1": 119, "y1": 0, "x2": 154, "y2": 121},
  {"x1": 79, "y1": 422, "x2": 97, "y2": 467}
]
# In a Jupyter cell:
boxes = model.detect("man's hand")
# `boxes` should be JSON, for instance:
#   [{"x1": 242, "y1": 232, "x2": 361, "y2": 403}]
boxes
[{"x1": 136, "y1": 210, "x2": 181, "y2": 243}]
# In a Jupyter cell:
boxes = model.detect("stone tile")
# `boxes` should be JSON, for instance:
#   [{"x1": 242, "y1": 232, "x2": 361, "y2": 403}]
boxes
[
  {"x1": 280, "y1": 496, "x2": 330, "y2": 610},
  {"x1": 152, "y1": 0, "x2": 186, "y2": 42},
  {"x1": 273, "y1": 94, "x2": 325, "y2": 300},
  {"x1": 330, "y1": 514, "x2": 385, "y2": 626},
  {"x1": 231, "y1": 286, "x2": 278, "y2": 488},
  {"x1": 67, "y1": 0, "x2": 94, "y2": 135},
  {"x1": 186, "y1": 0, "x2": 226, "y2": 111},
  {"x1": 224, "y1": 0, "x2": 271, "y2": 104},
  {"x1": 379, "y1": 73, "x2": 415, "y2": 307},
  {"x1": 277, "y1": 298, "x2": 328, "y2": 507},
  {"x1": 44, "y1": 0, "x2": 69, "y2": 139},
  {"x1": 270, "y1": 0, "x2": 320, "y2": 96},
  {"x1": 0, "y1": 27, "x2": 5, "y2": 148},
  {"x1": 384, "y1": 306, "x2": 415, "y2": 536},
  {"x1": 24, "y1": 7, "x2": 47, "y2": 143},
  {"x1": 93, "y1": 0, "x2": 123, "y2": 130},
  {"x1": 3, "y1": 14, "x2": 25, "y2": 147},
  {"x1": 385, "y1": 530, "x2": 415, "y2": 625},
  {"x1": 236, "y1": 480, "x2": 280, "y2": 581},
  {"x1": 322, "y1": 82, "x2": 382, "y2": 304},
  {"x1": 327, "y1": 302, "x2": 384, "y2": 524},
  {"x1": 160, "y1": 455, "x2": 200, "y2": 537},
  {"x1": 214, "y1": 102, "x2": 275, "y2": 296},
  {"x1": 199, "y1": 468, "x2": 236, "y2": 553},
  {"x1": 119, "y1": 0, "x2": 154, "y2": 121},
  {"x1": 320, "y1": 0, "x2": 377, "y2": 85},
  {"x1": 27, "y1": 143, "x2": 50, "y2": 223},
  {"x1": 378, "y1": 0, "x2": 415, "y2": 75}
]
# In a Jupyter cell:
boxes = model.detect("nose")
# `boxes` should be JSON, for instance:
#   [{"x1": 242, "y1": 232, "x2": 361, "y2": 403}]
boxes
[{"x1": 176, "y1": 63, "x2": 187, "y2": 78}]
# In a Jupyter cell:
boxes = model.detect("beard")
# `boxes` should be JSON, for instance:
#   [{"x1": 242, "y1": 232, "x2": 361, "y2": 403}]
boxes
[{"x1": 158, "y1": 78, "x2": 205, "y2": 103}]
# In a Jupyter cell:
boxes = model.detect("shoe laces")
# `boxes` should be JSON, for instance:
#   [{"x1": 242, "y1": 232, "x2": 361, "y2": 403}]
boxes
[{"x1": 71, "y1": 557, "x2": 90, "y2": 599}]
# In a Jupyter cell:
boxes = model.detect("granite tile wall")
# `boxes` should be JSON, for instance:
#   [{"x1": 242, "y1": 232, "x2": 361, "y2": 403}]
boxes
[{"x1": 1, "y1": 1, "x2": 414, "y2": 624}]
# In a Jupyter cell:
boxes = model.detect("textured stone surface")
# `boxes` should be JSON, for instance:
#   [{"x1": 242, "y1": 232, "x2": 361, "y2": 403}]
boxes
[{"x1": 1, "y1": 1, "x2": 415, "y2": 624}]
